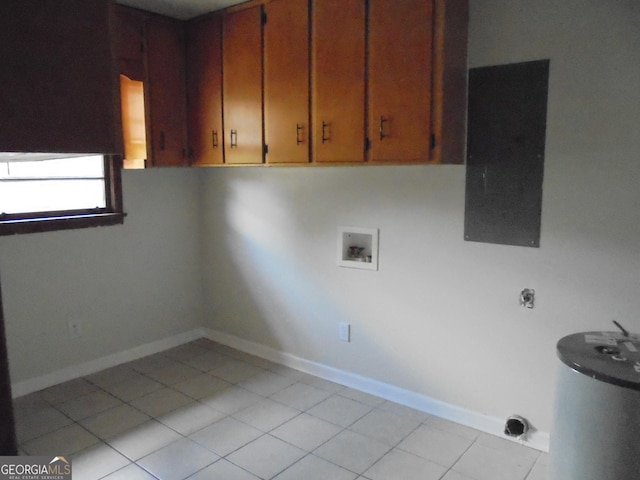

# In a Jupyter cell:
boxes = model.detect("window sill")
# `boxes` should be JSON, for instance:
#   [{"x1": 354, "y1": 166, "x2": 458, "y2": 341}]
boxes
[{"x1": 0, "y1": 212, "x2": 126, "y2": 236}]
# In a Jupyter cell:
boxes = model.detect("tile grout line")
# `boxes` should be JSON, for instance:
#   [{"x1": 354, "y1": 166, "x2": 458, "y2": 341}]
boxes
[
  {"x1": 522, "y1": 450, "x2": 543, "y2": 480},
  {"x1": 17, "y1": 340, "x2": 545, "y2": 480},
  {"x1": 439, "y1": 435, "x2": 480, "y2": 480}
]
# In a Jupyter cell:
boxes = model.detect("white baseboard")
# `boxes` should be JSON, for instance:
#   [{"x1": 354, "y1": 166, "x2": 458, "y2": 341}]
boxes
[
  {"x1": 11, "y1": 328, "x2": 206, "y2": 399},
  {"x1": 204, "y1": 328, "x2": 550, "y2": 452}
]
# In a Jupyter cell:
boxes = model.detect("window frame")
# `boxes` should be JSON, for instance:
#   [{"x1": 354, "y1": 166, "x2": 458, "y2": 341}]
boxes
[{"x1": 0, "y1": 155, "x2": 126, "y2": 236}]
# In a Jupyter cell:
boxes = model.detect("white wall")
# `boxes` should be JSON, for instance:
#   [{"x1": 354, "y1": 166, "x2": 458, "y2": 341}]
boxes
[
  {"x1": 0, "y1": 169, "x2": 204, "y2": 385},
  {"x1": 200, "y1": 0, "x2": 640, "y2": 438}
]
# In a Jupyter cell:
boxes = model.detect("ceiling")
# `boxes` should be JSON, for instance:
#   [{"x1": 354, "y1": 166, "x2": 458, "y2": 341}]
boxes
[{"x1": 116, "y1": 0, "x2": 247, "y2": 20}]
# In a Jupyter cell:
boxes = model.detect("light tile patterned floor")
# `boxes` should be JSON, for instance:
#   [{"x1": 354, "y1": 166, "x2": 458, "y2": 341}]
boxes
[{"x1": 13, "y1": 339, "x2": 548, "y2": 480}]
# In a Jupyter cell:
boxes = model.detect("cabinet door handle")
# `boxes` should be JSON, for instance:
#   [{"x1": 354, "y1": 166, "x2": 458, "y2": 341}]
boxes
[
  {"x1": 212, "y1": 130, "x2": 218, "y2": 148},
  {"x1": 379, "y1": 116, "x2": 389, "y2": 140},
  {"x1": 160, "y1": 131, "x2": 166, "y2": 151},
  {"x1": 296, "y1": 124, "x2": 304, "y2": 145},
  {"x1": 321, "y1": 121, "x2": 330, "y2": 144},
  {"x1": 230, "y1": 129, "x2": 238, "y2": 148}
]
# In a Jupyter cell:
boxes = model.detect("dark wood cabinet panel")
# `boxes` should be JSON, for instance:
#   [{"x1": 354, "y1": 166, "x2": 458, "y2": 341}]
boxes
[
  {"x1": 0, "y1": 0, "x2": 121, "y2": 154},
  {"x1": 146, "y1": 15, "x2": 188, "y2": 167},
  {"x1": 431, "y1": 0, "x2": 468, "y2": 165},
  {"x1": 113, "y1": 4, "x2": 146, "y2": 82},
  {"x1": 264, "y1": 0, "x2": 310, "y2": 164},
  {"x1": 187, "y1": 14, "x2": 224, "y2": 166}
]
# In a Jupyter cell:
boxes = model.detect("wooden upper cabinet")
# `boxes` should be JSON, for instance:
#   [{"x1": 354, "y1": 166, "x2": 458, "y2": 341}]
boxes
[
  {"x1": 223, "y1": 6, "x2": 264, "y2": 165},
  {"x1": 145, "y1": 15, "x2": 188, "y2": 167},
  {"x1": 312, "y1": 0, "x2": 366, "y2": 163},
  {"x1": 114, "y1": 5, "x2": 148, "y2": 169},
  {"x1": 368, "y1": 0, "x2": 433, "y2": 163},
  {"x1": 0, "y1": 0, "x2": 121, "y2": 154},
  {"x1": 264, "y1": 0, "x2": 310, "y2": 164},
  {"x1": 113, "y1": 4, "x2": 146, "y2": 82},
  {"x1": 431, "y1": 0, "x2": 468, "y2": 165},
  {"x1": 109, "y1": 0, "x2": 467, "y2": 168},
  {"x1": 187, "y1": 14, "x2": 224, "y2": 166}
]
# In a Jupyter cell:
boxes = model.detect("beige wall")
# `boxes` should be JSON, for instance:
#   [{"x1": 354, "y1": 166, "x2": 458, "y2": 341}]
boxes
[
  {"x1": 0, "y1": 169, "x2": 204, "y2": 384},
  {"x1": 200, "y1": 0, "x2": 640, "y2": 436}
]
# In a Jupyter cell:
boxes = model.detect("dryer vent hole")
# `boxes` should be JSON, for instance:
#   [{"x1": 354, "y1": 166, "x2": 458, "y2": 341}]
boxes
[{"x1": 504, "y1": 415, "x2": 529, "y2": 438}]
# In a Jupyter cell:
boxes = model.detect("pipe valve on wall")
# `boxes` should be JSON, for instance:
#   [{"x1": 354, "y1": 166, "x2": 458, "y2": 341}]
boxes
[{"x1": 519, "y1": 289, "x2": 535, "y2": 309}]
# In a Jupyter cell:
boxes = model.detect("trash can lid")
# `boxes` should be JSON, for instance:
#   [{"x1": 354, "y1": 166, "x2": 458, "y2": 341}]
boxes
[{"x1": 557, "y1": 331, "x2": 640, "y2": 391}]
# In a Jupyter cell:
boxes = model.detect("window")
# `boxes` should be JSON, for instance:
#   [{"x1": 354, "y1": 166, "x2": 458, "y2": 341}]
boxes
[{"x1": 0, "y1": 153, "x2": 125, "y2": 236}]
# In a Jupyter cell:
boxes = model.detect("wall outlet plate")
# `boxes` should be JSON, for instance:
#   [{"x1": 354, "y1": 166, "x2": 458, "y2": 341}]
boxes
[
  {"x1": 67, "y1": 320, "x2": 82, "y2": 339},
  {"x1": 339, "y1": 322, "x2": 351, "y2": 342}
]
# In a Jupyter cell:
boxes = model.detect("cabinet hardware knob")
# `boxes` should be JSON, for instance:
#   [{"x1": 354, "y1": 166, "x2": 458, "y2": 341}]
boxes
[
  {"x1": 296, "y1": 124, "x2": 304, "y2": 145},
  {"x1": 321, "y1": 121, "x2": 330, "y2": 144},
  {"x1": 379, "y1": 116, "x2": 389, "y2": 140}
]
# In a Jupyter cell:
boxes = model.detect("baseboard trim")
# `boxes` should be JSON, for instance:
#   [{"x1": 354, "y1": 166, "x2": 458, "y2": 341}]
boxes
[
  {"x1": 204, "y1": 328, "x2": 550, "y2": 452},
  {"x1": 11, "y1": 328, "x2": 206, "y2": 399}
]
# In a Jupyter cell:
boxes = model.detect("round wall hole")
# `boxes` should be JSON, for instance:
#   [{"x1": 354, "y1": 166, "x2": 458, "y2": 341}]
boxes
[{"x1": 504, "y1": 415, "x2": 529, "y2": 438}]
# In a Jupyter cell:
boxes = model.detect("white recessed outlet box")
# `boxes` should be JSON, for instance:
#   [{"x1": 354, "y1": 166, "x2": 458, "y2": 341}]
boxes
[
  {"x1": 337, "y1": 226, "x2": 379, "y2": 271},
  {"x1": 339, "y1": 322, "x2": 351, "y2": 342}
]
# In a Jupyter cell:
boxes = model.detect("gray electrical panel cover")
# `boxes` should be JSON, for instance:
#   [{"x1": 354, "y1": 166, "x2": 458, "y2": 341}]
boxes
[{"x1": 464, "y1": 60, "x2": 549, "y2": 247}]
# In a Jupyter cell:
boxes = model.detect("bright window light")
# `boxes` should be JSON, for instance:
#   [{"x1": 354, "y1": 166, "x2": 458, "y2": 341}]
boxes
[
  {"x1": 0, "y1": 154, "x2": 106, "y2": 215},
  {"x1": 120, "y1": 75, "x2": 147, "y2": 169}
]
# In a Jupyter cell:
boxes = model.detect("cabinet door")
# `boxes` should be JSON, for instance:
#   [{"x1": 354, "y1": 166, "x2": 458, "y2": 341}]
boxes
[
  {"x1": 431, "y1": 0, "x2": 468, "y2": 165},
  {"x1": 113, "y1": 5, "x2": 146, "y2": 82},
  {"x1": 223, "y1": 6, "x2": 263, "y2": 165},
  {"x1": 146, "y1": 15, "x2": 188, "y2": 167},
  {"x1": 187, "y1": 14, "x2": 224, "y2": 165},
  {"x1": 264, "y1": 0, "x2": 310, "y2": 164},
  {"x1": 0, "y1": 0, "x2": 120, "y2": 154},
  {"x1": 368, "y1": 0, "x2": 433, "y2": 163},
  {"x1": 312, "y1": 0, "x2": 365, "y2": 163}
]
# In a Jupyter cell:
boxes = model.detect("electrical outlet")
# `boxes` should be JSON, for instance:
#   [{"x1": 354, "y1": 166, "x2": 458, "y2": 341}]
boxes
[
  {"x1": 339, "y1": 322, "x2": 351, "y2": 342},
  {"x1": 68, "y1": 320, "x2": 82, "y2": 339}
]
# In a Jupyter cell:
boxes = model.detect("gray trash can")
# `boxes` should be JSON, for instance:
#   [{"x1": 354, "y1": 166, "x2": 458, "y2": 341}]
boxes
[{"x1": 549, "y1": 330, "x2": 640, "y2": 479}]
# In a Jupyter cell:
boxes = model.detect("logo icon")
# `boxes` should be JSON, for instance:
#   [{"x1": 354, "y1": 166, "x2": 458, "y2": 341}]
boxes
[{"x1": 0, "y1": 455, "x2": 72, "y2": 480}]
